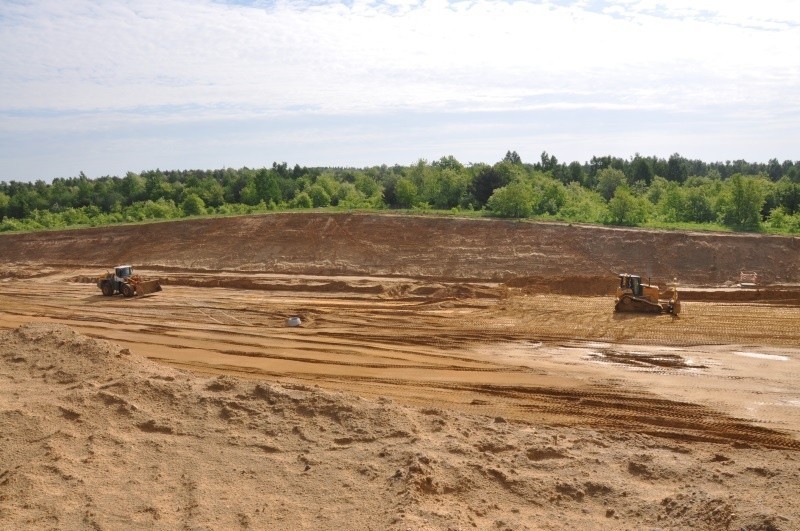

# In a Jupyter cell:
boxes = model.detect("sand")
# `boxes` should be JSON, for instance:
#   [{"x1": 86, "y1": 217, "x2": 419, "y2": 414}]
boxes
[{"x1": 1, "y1": 212, "x2": 799, "y2": 530}]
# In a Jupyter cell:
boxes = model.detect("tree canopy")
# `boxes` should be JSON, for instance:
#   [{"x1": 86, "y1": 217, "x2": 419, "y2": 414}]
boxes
[{"x1": 2, "y1": 152, "x2": 799, "y2": 234}]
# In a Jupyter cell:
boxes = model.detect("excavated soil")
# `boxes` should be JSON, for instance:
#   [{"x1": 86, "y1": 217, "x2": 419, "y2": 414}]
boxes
[{"x1": 2, "y1": 212, "x2": 800, "y2": 530}]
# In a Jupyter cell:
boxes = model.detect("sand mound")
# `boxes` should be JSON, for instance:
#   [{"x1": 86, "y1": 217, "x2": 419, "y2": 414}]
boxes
[{"x1": 2, "y1": 323, "x2": 798, "y2": 530}]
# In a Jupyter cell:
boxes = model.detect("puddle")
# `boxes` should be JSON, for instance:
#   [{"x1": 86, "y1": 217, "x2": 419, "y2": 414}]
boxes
[
  {"x1": 584, "y1": 342, "x2": 611, "y2": 349},
  {"x1": 734, "y1": 351, "x2": 789, "y2": 362},
  {"x1": 588, "y1": 349, "x2": 706, "y2": 370}
]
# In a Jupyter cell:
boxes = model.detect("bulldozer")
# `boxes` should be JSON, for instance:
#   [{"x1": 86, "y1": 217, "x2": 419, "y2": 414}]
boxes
[
  {"x1": 614, "y1": 273, "x2": 680, "y2": 314},
  {"x1": 97, "y1": 265, "x2": 162, "y2": 297}
]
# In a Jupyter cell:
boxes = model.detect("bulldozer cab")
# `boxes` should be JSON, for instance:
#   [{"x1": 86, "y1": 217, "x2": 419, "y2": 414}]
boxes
[
  {"x1": 619, "y1": 274, "x2": 643, "y2": 297},
  {"x1": 115, "y1": 265, "x2": 133, "y2": 279}
]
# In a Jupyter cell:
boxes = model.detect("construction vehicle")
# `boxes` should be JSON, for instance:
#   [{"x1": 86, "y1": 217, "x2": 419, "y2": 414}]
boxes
[
  {"x1": 97, "y1": 265, "x2": 162, "y2": 297},
  {"x1": 614, "y1": 273, "x2": 680, "y2": 314}
]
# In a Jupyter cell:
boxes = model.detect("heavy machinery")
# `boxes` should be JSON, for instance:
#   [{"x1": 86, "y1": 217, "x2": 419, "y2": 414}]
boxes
[
  {"x1": 97, "y1": 265, "x2": 162, "y2": 297},
  {"x1": 614, "y1": 273, "x2": 680, "y2": 314}
]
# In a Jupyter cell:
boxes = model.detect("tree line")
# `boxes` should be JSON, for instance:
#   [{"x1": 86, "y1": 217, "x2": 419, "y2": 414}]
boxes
[{"x1": 1, "y1": 152, "x2": 799, "y2": 233}]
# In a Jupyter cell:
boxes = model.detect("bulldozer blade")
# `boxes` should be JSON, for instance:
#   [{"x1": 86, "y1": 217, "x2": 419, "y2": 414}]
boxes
[
  {"x1": 615, "y1": 294, "x2": 662, "y2": 313},
  {"x1": 136, "y1": 280, "x2": 162, "y2": 295}
]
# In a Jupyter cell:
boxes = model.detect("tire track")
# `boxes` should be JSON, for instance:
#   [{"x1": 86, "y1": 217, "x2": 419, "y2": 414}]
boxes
[{"x1": 2, "y1": 273, "x2": 799, "y2": 451}]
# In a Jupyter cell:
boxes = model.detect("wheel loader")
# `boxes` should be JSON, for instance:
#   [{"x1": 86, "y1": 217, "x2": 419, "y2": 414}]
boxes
[
  {"x1": 614, "y1": 273, "x2": 680, "y2": 314},
  {"x1": 97, "y1": 265, "x2": 162, "y2": 297}
]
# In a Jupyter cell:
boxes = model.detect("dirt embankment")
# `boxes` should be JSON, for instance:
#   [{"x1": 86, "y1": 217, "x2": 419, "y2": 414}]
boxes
[
  {"x1": 3, "y1": 213, "x2": 800, "y2": 530},
  {"x1": 1, "y1": 213, "x2": 799, "y2": 286},
  {"x1": 2, "y1": 323, "x2": 797, "y2": 531}
]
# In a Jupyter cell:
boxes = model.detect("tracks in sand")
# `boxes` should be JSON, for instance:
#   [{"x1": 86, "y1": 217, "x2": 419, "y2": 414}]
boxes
[{"x1": 1, "y1": 269, "x2": 800, "y2": 450}]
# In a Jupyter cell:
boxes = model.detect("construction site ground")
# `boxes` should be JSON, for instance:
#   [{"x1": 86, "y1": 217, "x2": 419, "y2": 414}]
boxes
[{"x1": 2, "y1": 212, "x2": 800, "y2": 530}]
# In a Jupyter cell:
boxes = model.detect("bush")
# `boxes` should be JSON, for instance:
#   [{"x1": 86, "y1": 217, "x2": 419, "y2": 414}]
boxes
[
  {"x1": 291, "y1": 192, "x2": 313, "y2": 209},
  {"x1": 307, "y1": 184, "x2": 331, "y2": 207},
  {"x1": 534, "y1": 181, "x2": 566, "y2": 215},
  {"x1": 557, "y1": 183, "x2": 607, "y2": 223},
  {"x1": 181, "y1": 193, "x2": 206, "y2": 216},
  {"x1": 394, "y1": 178, "x2": 417, "y2": 209},
  {"x1": 486, "y1": 182, "x2": 533, "y2": 218},
  {"x1": 607, "y1": 187, "x2": 648, "y2": 226},
  {"x1": 717, "y1": 175, "x2": 764, "y2": 230},
  {"x1": 596, "y1": 168, "x2": 626, "y2": 201},
  {"x1": 768, "y1": 207, "x2": 800, "y2": 233},
  {"x1": 216, "y1": 203, "x2": 252, "y2": 216}
]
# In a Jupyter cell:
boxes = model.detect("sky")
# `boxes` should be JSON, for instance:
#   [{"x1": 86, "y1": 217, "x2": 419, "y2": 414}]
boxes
[{"x1": 1, "y1": 0, "x2": 799, "y2": 182}]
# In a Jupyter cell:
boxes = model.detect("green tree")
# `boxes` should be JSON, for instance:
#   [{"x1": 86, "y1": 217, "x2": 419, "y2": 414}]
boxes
[
  {"x1": 471, "y1": 163, "x2": 515, "y2": 207},
  {"x1": 138, "y1": 198, "x2": 179, "y2": 220},
  {"x1": 766, "y1": 158, "x2": 783, "y2": 181},
  {"x1": 684, "y1": 188, "x2": 715, "y2": 223},
  {"x1": 434, "y1": 168, "x2": 470, "y2": 209},
  {"x1": 315, "y1": 173, "x2": 340, "y2": 202},
  {"x1": 195, "y1": 178, "x2": 225, "y2": 207},
  {"x1": 394, "y1": 178, "x2": 418, "y2": 208},
  {"x1": 539, "y1": 151, "x2": 557, "y2": 172},
  {"x1": 596, "y1": 168, "x2": 626, "y2": 201},
  {"x1": 0, "y1": 191, "x2": 9, "y2": 219},
  {"x1": 557, "y1": 183, "x2": 607, "y2": 223},
  {"x1": 291, "y1": 191, "x2": 313, "y2": 209},
  {"x1": 607, "y1": 187, "x2": 648, "y2": 226},
  {"x1": 120, "y1": 172, "x2": 147, "y2": 204},
  {"x1": 307, "y1": 184, "x2": 331, "y2": 207},
  {"x1": 49, "y1": 179, "x2": 77, "y2": 211},
  {"x1": 354, "y1": 173, "x2": 381, "y2": 198},
  {"x1": 181, "y1": 193, "x2": 206, "y2": 216},
  {"x1": 239, "y1": 180, "x2": 260, "y2": 206},
  {"x1": 434, "y1": 155, "x2": 464, "y2": 172},
  {"x1": 631, "y1": 155, "x2": 653, "y2": 184},
  {"x1": 61, "y1": 207, "x2": 92, "y2": 226},
  {"x1": 773, "y1": 177, "x2": 800, "y2": 214},
  {"x1": 566, "y1": 161, "x2": 584, "y2": 184},
  {"x1": 534, "y1": 181, "x2": 566, "y2": 215},
  {"x1": 338, "y1": 182, "x2": 382, "y2": 208},
  {"x1": 8, "y1": 187, "x2": 46, "y2": 219},
  {"x1": 718, "y1": 174, "x2": 765, "y2": 230},
  {"x1": 657, "y1": 183, "x2": 687, "y2": 222},
  {"x1": 768, "y1": 207, "x2": 800, "y2": 232},
  {"x1": 30, "y1": 209, "x2": 64, "y2": 229},
  {"x1": 418, "y1": 167, "x2": 469, "y2": 209},
  {"x1": 254, "y1": 169, "x2": 282, "y2": 204},
  {"x1": 666, "y1": 153, "x2": 688, "y2": 182},
  {"x1": 74, "y1": 174, "x2": 94, "y2": 207},
  {"x1": 486, "y1": 182, "x2": 533, "y2": 218},
  {"x1": 503, "y1": 150, "x2": 522, "y2": 165},
  {"x1": 93, "y1": 180, "x2": 124, "y2": 213}
]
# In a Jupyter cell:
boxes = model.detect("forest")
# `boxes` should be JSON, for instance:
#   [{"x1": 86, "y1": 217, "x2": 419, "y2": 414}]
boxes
[{"x1": 1, "y1": 152, "x2": 799, "y2": 234}]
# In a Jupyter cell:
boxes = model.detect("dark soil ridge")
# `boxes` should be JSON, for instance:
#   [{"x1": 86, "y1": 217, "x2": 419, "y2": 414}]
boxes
[{"x1": 1, "y1": 212, "x2": 798, "y2": 285}]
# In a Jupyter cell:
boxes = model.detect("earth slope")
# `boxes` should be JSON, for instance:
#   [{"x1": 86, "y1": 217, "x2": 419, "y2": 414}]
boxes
[
  {"x1": 2, "y1": 213, "x2": 800, "y2": 530},
  {"x1": 1, "y1": 212, "x2": 798, "y2": 285}
]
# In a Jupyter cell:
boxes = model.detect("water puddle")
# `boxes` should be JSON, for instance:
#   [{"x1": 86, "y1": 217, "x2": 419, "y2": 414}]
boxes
[
  {"x1": 587, "y1": 349, "x2": 706, "y2": 370},
  {"x1": 733, "y1": 351, "x2": 789, "y2": 362}
]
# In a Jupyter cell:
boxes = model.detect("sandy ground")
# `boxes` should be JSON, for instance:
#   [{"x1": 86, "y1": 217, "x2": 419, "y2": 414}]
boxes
[{"x1": 2, "y1": 213, "x2": 800, "y2": 530}]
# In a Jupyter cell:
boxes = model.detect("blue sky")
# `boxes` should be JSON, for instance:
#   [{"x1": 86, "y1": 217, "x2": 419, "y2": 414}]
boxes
[{"x1": 1, "y1": 0, "x2": 798, "y2": 182}]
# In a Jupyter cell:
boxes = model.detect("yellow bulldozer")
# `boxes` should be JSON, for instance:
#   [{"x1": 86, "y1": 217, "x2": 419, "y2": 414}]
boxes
[
  {"x1": 97, "y1": 265, "x2": 162, "y2": 297},
  {"x1": 614, "y1": 273, "x2": 680, "y2": 315}
]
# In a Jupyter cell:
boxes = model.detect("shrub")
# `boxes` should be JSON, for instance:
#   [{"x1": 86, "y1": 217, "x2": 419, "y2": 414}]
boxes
[{"x1": 487, "y1": 182, "x2": 533, "y2": 218}]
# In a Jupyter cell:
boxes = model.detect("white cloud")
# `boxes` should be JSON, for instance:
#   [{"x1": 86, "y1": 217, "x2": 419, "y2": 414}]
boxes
[
  {"x1": 1, "y1": 0, "x2": 799, "y2": 178},
  {"x1": 2, "y1": 0, "x2": 798, "y2": 118}
]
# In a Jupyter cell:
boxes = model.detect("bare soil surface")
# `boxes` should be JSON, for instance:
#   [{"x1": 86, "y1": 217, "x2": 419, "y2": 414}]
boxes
[{"x1": 2, "y1": 213, "x2": 800, "y2": 530}]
